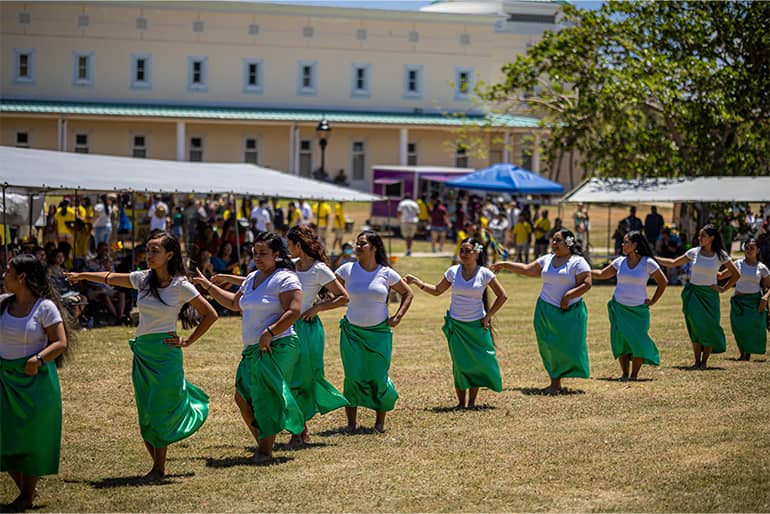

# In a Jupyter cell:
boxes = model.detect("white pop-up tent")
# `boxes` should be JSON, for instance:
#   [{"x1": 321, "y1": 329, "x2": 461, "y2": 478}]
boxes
[{"x1": 0, "y1": 146, "x2": 380, "y2": 201}]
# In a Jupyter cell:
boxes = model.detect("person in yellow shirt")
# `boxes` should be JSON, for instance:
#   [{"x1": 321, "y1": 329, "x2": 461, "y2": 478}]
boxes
[
  {"x1": 533, "y1": 209, "x2": 552, "y2": 258},
  {"x1": 332, "y1": 202, "x2": 346, "y2": 253},
  {"x1": 511, "y1": 214, "x2": 533, "y2": 263},
  {"x1": 54, "y1": 200, "x2": 76, "y2": 243},
  {"x1": 417, "y1": 194, "x2": 430, "y2": 233},
  {"x1": 315, "y1": 201, "x2": 332, "y2": 248},
  {"x1": 287, "y1": 201, "x2": 302, "y2": 227}
]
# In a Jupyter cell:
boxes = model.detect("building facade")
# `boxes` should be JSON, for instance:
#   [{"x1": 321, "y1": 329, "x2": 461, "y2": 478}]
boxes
[{"x1": 1, "y1": 1, "x2": 566, "y2": 192}]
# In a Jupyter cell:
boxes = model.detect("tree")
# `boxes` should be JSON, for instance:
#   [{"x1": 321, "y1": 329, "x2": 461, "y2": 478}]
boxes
[{"x1": 481, "y1": 1, "x2": 770, "y2": 179}]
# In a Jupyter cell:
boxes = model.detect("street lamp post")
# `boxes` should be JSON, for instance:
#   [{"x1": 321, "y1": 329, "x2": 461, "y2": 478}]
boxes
[{"x1": 316, "y1": 117, "x2": 331, "y2": 179}]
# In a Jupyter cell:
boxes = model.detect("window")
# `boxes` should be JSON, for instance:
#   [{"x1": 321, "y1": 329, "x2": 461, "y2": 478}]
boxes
[
  {"x1": 408, "y1": 31, "x2": 419, "y2": 43},
  {"x1": 132, "y1": 135, "x2": 147, "y2": 158},
  {"x1": 77, "y1": 15, "x2": 89, "y2": 28},
  {"x1": 455, "y1": 144, "x2": 468, "y2": 168},
  {"x1": 74, "y1": 133, "x2": 89, "y2": 154},
  {"x1": 16, "y1": 132, "x2": 29, "y2": 148},
  {"x1": 302, "y1": 26, "x2": 314, "y2": 38},
  {"x1": 351, "y1": 63, "x2": 370, "y2": 97},
  {"x1": 187, "y1": 57, "x2": 208, "y2": 92},
  {"x1": 13, "y1": 49, "x2": 35, "y2": 84},
  {"x1": 244, "y1": 138, "x2": 259, "y2": 164},
  {"x1": 131, "y1": 54, "x2": 152, "y2": 89},
  {"x1": 192, "y1": 21, "x2": 204, "y2": 33},
  {"x1": 356, "y1": 28, "x2": 367, "y2": 41},
  {"x1": 189, "y1": 137, "x2": 203, "y2": 162},
  {"x1": 489, "y1": 149, "x2": 503, "y2": 165},
  {"x1": 135, "y1": 17, "x2": 147, "y2": 30},
  {"x1": 454, "y1": 67, "x2": 474, "y2": 100},
  {"x1": 299, "y1": 140, "x2": 313, "y2": 177},
  {"x1": 520, "y1": 137, "x2": 533, "y2": 171},
  {"x1": 352, "y1": 141, "x2": 366, "y2": 181},
  {"x1": 243, "y1": 59, "x2": 263, "y2": 94},
  {"x1": 72, "y1": 51, "x2": 94, "y2": 87},
  {"x1": 18, "y1": 12, "x2": 31, "y2": 25},
  {"x1": 297, "y1": 61, "x2": 317, "y2": 96},
  {"x1": 407, "y1": 142, "x2": 418, "y2": 166},
  {"x1": 248, "y1": 24, "x2": 259, "y2": 35},
  {"x1": 459, "y1": 33, "x2": 471, "y2": 46},
  {"x1": 403, "y1": 65, "x2": 422, "y2": 99}
]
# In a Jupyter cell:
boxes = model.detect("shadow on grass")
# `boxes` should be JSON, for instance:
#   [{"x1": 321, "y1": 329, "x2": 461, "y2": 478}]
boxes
[
  {"x1": 204, "y1": 455, "x2": 293, "y2": 468},
  {"x1": 273, "y1": 441, "x2": 330, "y2": 451},
  {"x1": 671, "y1": 365, "x2": 726, "y2": 371},
  {"x1": 596, "y1": 377, "x2": 654, "y2": 382},
  {"x1": 317, "y1": 426, "x2": 381, "y2": 437},
  {"x1": 0, "y1": 501, "x2": 44, "y2": 512},
  {"x1": 726, "y1": 357, "x2": 767, "y2": 363},
  {"x1": 512, "y1": 387, "x2": 585, "y2": 396},
  {"x1": 83, "y1": 472, "x2": 194, "y2": 489},
  {"x1": 428, "y1": 404, "x2": 496, "y2": 413}
]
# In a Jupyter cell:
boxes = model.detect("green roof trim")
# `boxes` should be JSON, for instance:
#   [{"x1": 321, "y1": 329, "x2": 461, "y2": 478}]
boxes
[{"x1": 0, "y1": 99, "x2": 539, "y2": 128}]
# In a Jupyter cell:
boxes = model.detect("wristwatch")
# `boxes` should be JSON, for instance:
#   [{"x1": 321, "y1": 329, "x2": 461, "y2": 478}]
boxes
[{"x1": 35, "y1": 353, "x2": 45, "y2": 364}]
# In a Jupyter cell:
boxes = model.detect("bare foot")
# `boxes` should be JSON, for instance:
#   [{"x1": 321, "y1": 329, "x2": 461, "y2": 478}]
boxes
[
  {"x1": 253, "y1": 452, "x2": 274, "y2": 464},
  {"x1": 301, "y1": 432, "x2": 312, "y2": 444},
  {"x1": 7, "y1": 494, "x2": 34, "y2": 512},
  {"x1": 628, "y1": 376, "x2": 639, "y2": 381},
  {"x1": 619, "y1": 376, "x2": 629, "y2": 382},
  {"x1": 286, "y1": 435, "x2": 304, "y2": 449},
  {"x1": 698, "y1": 362, "x2": 708, "y2": 370},
  {"x1": 343, "y1": 424, "x2": 357, "y2": 434},
  {"x1": 373, "y1": 424, "x2": 385, "y2": 433},
  {"x1": 541, "y1": 385, "x2": 561, "y2": 396},
  {"x1": 142, "y1": 469, "x2": 165, "y2": 482},
  {"x1": 453, "y1": 403, "x2": 465, "y2": 411}
]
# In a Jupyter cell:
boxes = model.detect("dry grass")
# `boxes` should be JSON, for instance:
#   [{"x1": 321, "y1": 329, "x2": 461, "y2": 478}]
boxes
[{"x1": 3, "y1": 256, "x2": 769, "y2": 512}]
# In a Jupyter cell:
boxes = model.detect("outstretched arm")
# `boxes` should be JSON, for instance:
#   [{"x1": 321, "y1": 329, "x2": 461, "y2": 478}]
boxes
[
  {"x1": 489, "y1": 260, "x2": 542, "y2": 277},
  {"x1": 66, "y1": 271, "x2": 132, "y2": 289},
  {"x1": 404, "y1": 274, "x2": 451, "y2": 296},
  {"x1": 591, "y1": 264, "x2": 617, "y2": 281}
]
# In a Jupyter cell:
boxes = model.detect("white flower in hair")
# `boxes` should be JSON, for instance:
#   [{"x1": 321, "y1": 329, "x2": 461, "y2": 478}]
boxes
[
  {"x1": 474, "y1": 243, "x2": 484, "y2": 253},
  {"x1": 564, "y1": 236, "x2": 575, "y2": 247}
]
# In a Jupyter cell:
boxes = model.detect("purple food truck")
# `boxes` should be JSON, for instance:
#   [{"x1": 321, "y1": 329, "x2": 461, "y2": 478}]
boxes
[{"x1": 368, "y1": 165, "x2": 473, "y2": 233}]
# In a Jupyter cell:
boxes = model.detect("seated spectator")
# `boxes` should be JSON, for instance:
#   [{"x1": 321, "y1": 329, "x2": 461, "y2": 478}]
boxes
[
  {"x1": 85, "y1": 242, "x2": 126, "y2": 325},
  {"x1": 198, "y1": 249, "x2": 215, "y2": 278},
  {"x1": 212, "y1": 241, "x2": 237, "y2": 274},
  {"x1": 613, "y1": 220, "x2": 629, "y2": 256},
  {"x1": 47, "y1": 248, "x2": 88, "y2": 325},
  {"x1": 656, "y1": 227, "x2": 684, "y2": 285},
  {"x1": 332, "y1": 241, "x2": 357, "y2": 269}
]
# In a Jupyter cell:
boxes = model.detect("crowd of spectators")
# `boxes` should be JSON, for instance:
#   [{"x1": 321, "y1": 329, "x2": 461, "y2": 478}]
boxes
[{"x1": 1, "y1": 192, "x2": 357, "y2": 327}]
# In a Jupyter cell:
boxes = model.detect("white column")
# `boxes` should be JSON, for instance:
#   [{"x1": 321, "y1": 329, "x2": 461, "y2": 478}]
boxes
[
  {"x1": 399, "y1": 128, "x2": 408, "y2": 166},
  {"x1": 58, "y1": 118, "x2": 67, "y2": 151},
  {"x1": 502, "y1": 130, "x2": 511, "y2": 163},
  {"x1": 288, "y1": 124, "x2": 296, "y2": 174},
  {"x1": 176, "y1": 121, "x2": 186, "y2": 161},
  {"x1": 533, "y1": 132, "x2": 541, "y2": 173}
]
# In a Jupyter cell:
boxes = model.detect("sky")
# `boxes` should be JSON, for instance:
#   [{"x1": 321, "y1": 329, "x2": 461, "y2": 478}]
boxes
[{"x1": 245, "y1": 0, "x2": 603, "y2": 11}]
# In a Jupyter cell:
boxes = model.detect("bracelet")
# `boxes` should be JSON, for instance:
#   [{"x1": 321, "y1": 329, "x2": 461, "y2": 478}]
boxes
[
  {"x1": 35, "y1": 353, "x2": 45, "y2": 364},
  {"x1": 266, "y1": 326, "x2": 275, "y2": 336},
  {"x1": 104, "y1": 272, "x2": 112, "y2": 285},
  {"x1": 205, "y1": 283, "x2": 212, "y2": 292}
]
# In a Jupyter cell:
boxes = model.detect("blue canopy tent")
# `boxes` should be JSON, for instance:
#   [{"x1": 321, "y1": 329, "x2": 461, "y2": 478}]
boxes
[{"x1": 445, "y1": 163, "x2": 564, "y2": 194}]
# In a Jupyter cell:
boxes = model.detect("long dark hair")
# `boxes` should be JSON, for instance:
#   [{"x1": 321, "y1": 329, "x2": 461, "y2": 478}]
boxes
[
  {"x1": 288, "y1": 225, "x2": 332, "y2": 300},
  {"x1": 0, "y1": 254, "x2": 77, "y2": 366},
  {"x1": 625, "y1": 230, "x2": 656, "y2": 259},
  {"x1": 358, "y1": 230, "x2": 389, "y2": 267},
  {"x1": 700, "y1": 224, "x2": 729, "y2": 260},
  {"x1": 461, "y1": 237, "x2": 495, "y2": 342},
  {"x1": 254, "y1": 231, "x2": 295, "y2": 271},
  {"x1": 556, "y1": 228, "x2": 589, "y2": 264},
  {"x1": 140, "y1": 230, "x2": 200, "y2": 329}
]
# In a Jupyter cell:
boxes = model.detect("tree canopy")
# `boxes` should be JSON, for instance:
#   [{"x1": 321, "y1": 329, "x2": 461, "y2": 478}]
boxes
[{"x1": 482, "y1": 0, "x2": 770, "y2": 179}]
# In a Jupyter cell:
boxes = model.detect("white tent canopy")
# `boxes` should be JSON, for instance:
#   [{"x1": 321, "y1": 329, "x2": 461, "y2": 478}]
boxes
[
  {"x1": 561, "y1": 177, "x2": 770, "y2": 203},
  {"x1": 0, "y1": 146, "x2": 380, "y2": 202}
]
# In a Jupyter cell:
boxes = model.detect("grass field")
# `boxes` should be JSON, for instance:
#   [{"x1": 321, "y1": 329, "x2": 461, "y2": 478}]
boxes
[{"x1": 3, "y1": 256, "x2": 769, "y2": 512}]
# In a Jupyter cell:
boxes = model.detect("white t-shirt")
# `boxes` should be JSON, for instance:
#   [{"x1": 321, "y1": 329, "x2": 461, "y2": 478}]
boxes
[
  {"x1": 249, "y1": 206, "x2": 272, "y2": 232},
  {"x1": 686, "y1": 247, "x2": 730, "y2": 286},
  {"x1": 130, "y1": 270, "x2": 200, "y2": 337},
  {"x1": 336, "y1": 262, "x2": 401, "y2": 327},
  {"x1": 147, "y1": 201, "x2": 168, "y2": 220},
  {"x1": 300, "y1": 202, "x2": 313, "y2": 225},
  {"x1": 0, "y1": 297, "x2": 62, "y2": 360},
  {"x1": 611, "y1": 256, "x2": 661, "y2": 306},
  {"x1": 536, "y1": 253, "x2": 591, "y2": 307},
  {"x1": 734, "y1": 258, "x2": 770, "y2": 295},
  {"x1": 296, "y1": 260, "x2": 336, "y2": 313},
  {"x1": 238, "y1": 269, "x2": 301, "y2": 348},
  {"x1": 397, "y1": 199, "x2": 419, "y2": 223},
  {"x1": 445, "y1": 264, "x2": 496, "y2": 321},
  {"x1": 93, "y1": 203, "x2": 111, "y2": 228},
  {"x1": 149, "y1": 213, "x2": 167, "y2": 232}
]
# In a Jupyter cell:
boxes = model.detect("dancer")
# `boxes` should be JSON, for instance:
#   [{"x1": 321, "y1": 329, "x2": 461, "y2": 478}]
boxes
[
  {"x1": 193, "y1": 232, "x2": 304, "y2": 461},
  {"x1": 591, "y1": 231, "x2": 668, "y2": 380},
  {"x1": 719, "y1": 238, "x2": 769, "y2": 360},
  {"x1": 405, "y1": 237, "x2": 508, "y2": 409},
  {"x1": 66, "y1": 230, "x2": 218, "y2": 480},
  {"x1": 491, "y1": 229, "x2": 591, "y2": 394},
  {"x1": 1, "y1": 255, "x2": 74, "y2": 511},
  {"x1": 657, "y1": 224, "x2": 740, "y2": 369},
  {"x1": 335, "y1": 230, "x2": 413, "y2": 432},
  {"x1": 286, "y1": 226, "x2": 349, "y2": 445}
]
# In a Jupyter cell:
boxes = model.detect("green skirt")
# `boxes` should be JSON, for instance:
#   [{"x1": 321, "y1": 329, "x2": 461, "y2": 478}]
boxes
[
  {"x1": 0, "y1": 356, "x2": 61, "y2": 476},
  {"x1": 129, "y1": 333, "x2": 209, "y2": 448},
  {"x1": 291, "y1": 316, "x2": 349, "y2": 421},
  {"x1": 235, "y1": 336, "x2": 304, "y2": 439},
  {"x1": 681, "y1": 283, "x2": 726, "y2": 353},
  {"x1": 441, "y1": 313, "x2": 502, "y2": 392},
  {"x1": 607, "y1": 298, "x2": 660, "y2": 366},
  {"x1": 730, "y1": 293, "x2": 767, "y2": 355},
  {"x1": 533, "y1": 297, "x2": 590, "y2": 379},
  {"x1": 339, "y1": 317, "x2": 398, "y2": 412}
]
